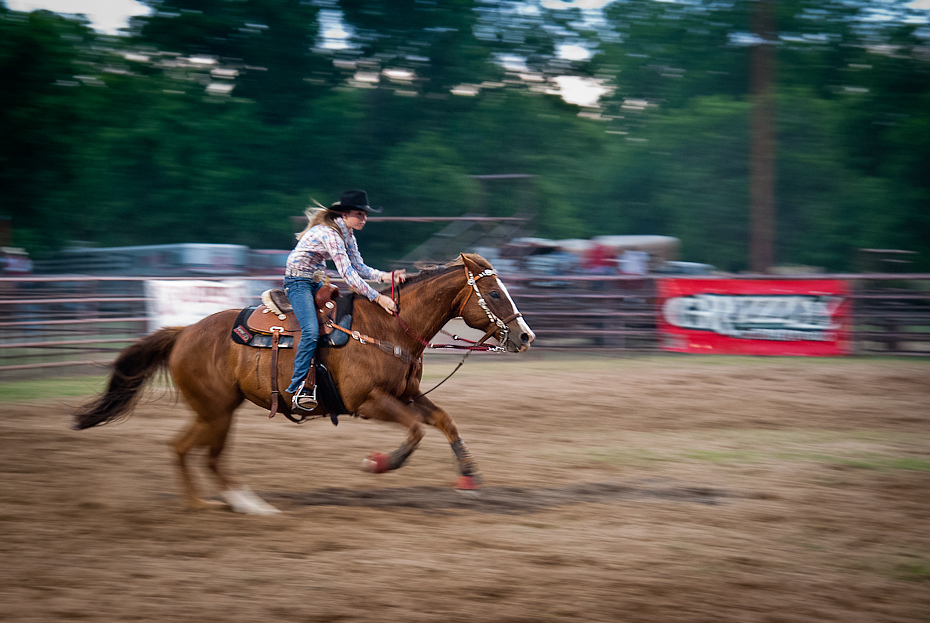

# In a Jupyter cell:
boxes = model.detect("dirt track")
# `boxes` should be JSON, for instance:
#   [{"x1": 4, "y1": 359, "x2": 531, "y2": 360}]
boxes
[{"x1": 2, "y1": 353, "x2": 929, "y2": 622}]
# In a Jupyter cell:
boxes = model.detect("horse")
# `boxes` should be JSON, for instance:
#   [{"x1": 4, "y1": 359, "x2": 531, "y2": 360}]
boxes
[{"x1": 72, "y1": 253, "x2": 535, "y2": 514}]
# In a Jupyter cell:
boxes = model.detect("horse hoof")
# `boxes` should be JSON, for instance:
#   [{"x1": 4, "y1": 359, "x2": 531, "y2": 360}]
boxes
[
  {"x1": 361, "y1": 452, "x2": 391, "y2": 474},
  {"x1": 455, "y1": 476, "x2": 481, "y2": 494},
  {"x1": 221, "y1": 487, "x2": 281, "y2": 515}
]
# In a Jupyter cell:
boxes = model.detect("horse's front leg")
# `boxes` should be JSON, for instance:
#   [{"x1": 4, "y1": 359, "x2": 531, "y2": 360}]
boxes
[
  {"x1": 357, "y1": 389, "x2": 425, "y2": 474},
  {"x1": 410, "y1": 394, "x2": 482, "y2": 491}
]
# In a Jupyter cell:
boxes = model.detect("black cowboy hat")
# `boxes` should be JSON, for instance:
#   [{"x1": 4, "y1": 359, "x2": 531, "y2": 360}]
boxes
[{"x1": 330, "y1": 189, "x2": 383, "y2": 214}]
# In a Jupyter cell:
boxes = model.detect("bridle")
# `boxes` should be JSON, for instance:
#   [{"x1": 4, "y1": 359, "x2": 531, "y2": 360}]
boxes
[
  {"x1": 454, "y1": 263, "x2": 524, "y2": 349},
  {"x1": 390, "y1": 258, "x2": 522, "y2": 352},
  {"x1": 328, "y1": 257, "x2": 524, "y2": 397}
]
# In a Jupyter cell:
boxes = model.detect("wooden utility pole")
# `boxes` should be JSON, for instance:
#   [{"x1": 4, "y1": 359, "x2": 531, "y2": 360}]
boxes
[{"x1": 750, "y1": 0, "x2": 776, "y2": 273}]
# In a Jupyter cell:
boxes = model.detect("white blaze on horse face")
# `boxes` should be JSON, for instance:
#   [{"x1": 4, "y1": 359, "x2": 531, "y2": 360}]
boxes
[{"x1": 495, "y1": 277, "x2": 536, "y2": 345}]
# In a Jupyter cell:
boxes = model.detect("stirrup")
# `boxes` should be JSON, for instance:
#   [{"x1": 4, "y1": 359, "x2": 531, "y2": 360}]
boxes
[{"x1": 292, "y1": 382, "x2": 318, "y2": 411}]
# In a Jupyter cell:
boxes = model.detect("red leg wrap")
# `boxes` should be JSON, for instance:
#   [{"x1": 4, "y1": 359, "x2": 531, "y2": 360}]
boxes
[
  {"x1": 455, "y1": 476, "x2": 480, "y2": 491},
  {"x1": 361, "y1": 452, "x2": 392, "y2": 474}
]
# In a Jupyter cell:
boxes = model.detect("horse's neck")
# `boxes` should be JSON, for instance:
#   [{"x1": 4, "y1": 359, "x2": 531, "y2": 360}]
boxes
[{"x1": 396, "y1": 270, "x2": 464, "y2": 343}]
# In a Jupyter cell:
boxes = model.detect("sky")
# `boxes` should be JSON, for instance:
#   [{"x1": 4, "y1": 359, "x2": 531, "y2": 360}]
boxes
[
  {"x1": 6, "y1": 0, "x2": 150, "y2": 34},
  {"x1": 8, "y1": 0, "x2": 930, "y2": 36}
]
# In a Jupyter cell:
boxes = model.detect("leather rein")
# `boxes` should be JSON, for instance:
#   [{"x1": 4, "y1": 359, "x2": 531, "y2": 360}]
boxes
[
  {"x1": 325, "y1": 260, "x2": 521, "y2": 395},
  {"x1": 394, "y1": 261, "x2": 521, "y2": 353}
]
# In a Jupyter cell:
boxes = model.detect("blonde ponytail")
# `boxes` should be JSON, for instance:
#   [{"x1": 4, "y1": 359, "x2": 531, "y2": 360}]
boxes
[{"x1": 296, "y1": 199, "x2": 345, "y2": 241}]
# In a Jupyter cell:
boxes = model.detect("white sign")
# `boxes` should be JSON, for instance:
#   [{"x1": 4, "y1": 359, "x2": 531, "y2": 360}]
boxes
[
  {"x1": 662, "y1": 294, "x2": 844, "y2": 342},
  {"x1": 145, "y1": 280, "x2": 249, "y2": 333}
]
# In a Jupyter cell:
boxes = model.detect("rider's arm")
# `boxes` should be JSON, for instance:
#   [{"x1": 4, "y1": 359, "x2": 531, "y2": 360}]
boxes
[
  {"x1": 343, "y1": 231, "x2": 390, "y2": 284},
  {"x1": 320, "y1": 230, "x2": 382, "y2": 301}
]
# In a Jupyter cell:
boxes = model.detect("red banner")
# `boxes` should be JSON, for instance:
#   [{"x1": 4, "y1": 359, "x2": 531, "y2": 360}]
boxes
[{"x1": 657, "y1": 278, "x2": 851, "y2": 356}]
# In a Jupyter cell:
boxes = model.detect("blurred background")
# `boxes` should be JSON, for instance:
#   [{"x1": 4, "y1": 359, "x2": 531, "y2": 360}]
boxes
[
  {"x1": 2, "y1": 7, "x2": 929, "y2": 618},
  {"x1": 1, "y1": 0, "x2": 928, "y2": 273},
  {"x1": 2, "y1": 0, "x2": 930, "y2": 373}
]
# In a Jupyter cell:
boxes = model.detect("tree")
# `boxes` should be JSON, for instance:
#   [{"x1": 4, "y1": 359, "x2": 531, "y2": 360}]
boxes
[
  {"x1": 134, "y1": 0, "x2": 331, "y2": 123},
  {"x1": 0, "y1": 9, "x2": 96, "y2": 252}
]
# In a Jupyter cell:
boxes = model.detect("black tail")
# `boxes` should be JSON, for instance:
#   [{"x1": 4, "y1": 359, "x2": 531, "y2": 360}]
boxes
[{"x1": 72, "y1": 327, "x2": 184, "y2": 430}]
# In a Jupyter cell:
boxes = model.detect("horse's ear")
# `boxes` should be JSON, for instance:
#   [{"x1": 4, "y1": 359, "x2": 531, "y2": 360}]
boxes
[{"x1": 460, "y1": 253, "x2": 484, "y2": 274}]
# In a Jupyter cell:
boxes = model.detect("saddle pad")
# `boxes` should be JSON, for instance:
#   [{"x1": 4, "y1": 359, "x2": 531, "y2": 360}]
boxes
[
  {"x1": 231, "y1": 306, "x2": 294, "y2": 347},
  {"x1": 231, "y1": 306, "x2": 257, "y2": 345}
]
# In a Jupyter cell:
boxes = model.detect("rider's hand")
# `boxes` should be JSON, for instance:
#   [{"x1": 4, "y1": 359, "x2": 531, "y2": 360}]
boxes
[
  {"x1": 384, "y1": 270, "x2": 407, "y2": 284},
  {"x1": 375, "y1": 294, "x2": 398, "y2": 314}
]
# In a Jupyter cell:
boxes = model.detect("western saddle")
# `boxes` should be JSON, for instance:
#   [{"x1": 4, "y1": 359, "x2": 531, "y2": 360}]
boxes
[{"x1": 240, "y1": 283, "x2": 340, "y2": 419}]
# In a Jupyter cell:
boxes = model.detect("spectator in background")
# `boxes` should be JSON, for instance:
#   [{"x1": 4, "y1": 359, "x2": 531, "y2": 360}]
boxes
[{"x1": 583, "y1": 243, "x2": 616, "y2": 276}]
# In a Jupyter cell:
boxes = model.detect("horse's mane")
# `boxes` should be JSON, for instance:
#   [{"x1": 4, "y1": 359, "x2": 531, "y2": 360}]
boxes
[
  {"x1": 380, "y1": 254, "x2": 489, "y2": 293},
  {"x1": 380, "y1": 258, "x2": 455, "y2": 292}
]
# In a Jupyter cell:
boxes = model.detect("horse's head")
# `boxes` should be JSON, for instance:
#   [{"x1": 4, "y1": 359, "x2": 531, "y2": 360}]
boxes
[{"x1": 457, "y1": 253, "x2": 535, "y2": 353}]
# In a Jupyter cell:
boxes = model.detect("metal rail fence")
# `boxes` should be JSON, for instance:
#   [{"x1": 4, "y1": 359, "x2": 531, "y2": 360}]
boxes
[
  {"x1": 2, "y1": 273, "x2": 929, "y2": 378},
  {"x1": 0, "y1": 275, "x2": 279, "y2": 378}
]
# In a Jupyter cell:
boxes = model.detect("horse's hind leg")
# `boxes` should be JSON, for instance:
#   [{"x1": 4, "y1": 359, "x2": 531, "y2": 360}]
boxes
[
  {"x1": 172, "y1": 392, "x2": 279, "y2": 515},
  {"x1": 411, "y1": 394, "x2": 482, "y2": 491},
  {"x1": 172, "y1": 419, "x2": 222, "y2": 509}
]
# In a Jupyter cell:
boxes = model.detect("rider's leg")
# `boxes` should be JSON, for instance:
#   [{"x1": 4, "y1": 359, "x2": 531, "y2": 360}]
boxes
[{"x1": 283, "y1": 276, "x2": 320, "y2": 396}]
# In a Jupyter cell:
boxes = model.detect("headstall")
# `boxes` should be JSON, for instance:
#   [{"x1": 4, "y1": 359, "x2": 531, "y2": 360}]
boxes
[
  {"x1": 457, "y1": 264, "x2": 523, "y2": 349},
  {"x1": 327, "y1": 261, "x2": 519, "y2": 368},
  {"x1": 326, "y1": 260, "x2": 523, "y2": 397}
]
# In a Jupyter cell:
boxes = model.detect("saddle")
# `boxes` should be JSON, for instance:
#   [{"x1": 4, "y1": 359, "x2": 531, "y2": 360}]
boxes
[
  {"x1": 232, "y1": 285, "x2": 354, "y2": 349},
  {"x1": 230, "y1": 284, "x2": 354, "y2": 423}
]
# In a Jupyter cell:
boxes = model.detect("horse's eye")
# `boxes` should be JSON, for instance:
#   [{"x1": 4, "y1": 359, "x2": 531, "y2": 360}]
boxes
[{"x1": 489, "y1": 291, "x2": 501, "y2": 299}]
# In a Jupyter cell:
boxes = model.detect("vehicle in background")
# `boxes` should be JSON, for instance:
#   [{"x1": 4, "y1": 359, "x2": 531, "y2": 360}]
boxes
[{"x1": 484, "y1": 235, "x2": 686, "y2": 276}]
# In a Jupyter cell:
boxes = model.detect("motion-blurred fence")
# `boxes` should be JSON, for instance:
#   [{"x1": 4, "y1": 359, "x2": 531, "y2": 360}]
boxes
[
  {"x1": 2, "y1": 273, "x2": 929, "y2": 377},
  {"x1": 0, "y1": 276, "x2": 279, "y2": 378}
]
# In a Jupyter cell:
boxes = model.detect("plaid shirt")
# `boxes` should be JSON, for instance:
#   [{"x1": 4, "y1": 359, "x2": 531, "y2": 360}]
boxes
[{"x1": 285, "y1": 218, "x2": 388, "y2": 301}]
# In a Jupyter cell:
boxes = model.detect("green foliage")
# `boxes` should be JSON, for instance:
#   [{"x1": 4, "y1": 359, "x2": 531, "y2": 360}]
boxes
[
  {"x1": 0, "y1": 9, "x2": 95, "y2": 253},
  {"x1": 2, "y1": 0, "x2": 929, "y2": 272},
  {"x1": 134, "y1": 0, "x2": 331, "y2": 123},
  {"x1": 380, "y1": 132, "x2": 480, "y2": 214},
  {"x1": 640, "y1": 97, "x2": 751, "y2": 270}
]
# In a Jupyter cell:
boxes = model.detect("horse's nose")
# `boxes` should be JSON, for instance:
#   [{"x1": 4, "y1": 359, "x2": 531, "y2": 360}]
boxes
[{"x1": 521, "y1": 331, "x2": 533, "y2": 345}]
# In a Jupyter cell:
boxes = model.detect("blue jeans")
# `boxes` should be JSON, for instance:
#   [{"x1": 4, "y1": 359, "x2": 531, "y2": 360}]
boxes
[{"x1": 283, "y1": 276, "x2": 321, "y2": 394}]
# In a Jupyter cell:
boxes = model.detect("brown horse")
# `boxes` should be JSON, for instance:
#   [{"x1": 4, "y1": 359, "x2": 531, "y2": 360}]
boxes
[{"x1": 73, "y1": 253, "x2": 535, "y2": 514}]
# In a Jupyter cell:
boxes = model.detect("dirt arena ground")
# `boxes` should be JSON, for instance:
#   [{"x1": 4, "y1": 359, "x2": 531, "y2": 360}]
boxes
[{"x1": 1, "y1": 353, "x2": 929, "y2": 622}]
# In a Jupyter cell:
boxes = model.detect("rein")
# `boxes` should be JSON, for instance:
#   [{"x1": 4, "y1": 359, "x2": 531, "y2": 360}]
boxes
[
  {"x1": 328, "y1": 260, "x2": 520, "y2": 397},
  {"x1": 388, "y1": 260, "x2": 520, "y2": 397},
  {"x1": 324, "y1": 263, "x2": 505, "y2": 369},
  {"x1": 389, "y1": 260, "x2": 519, "y2": 353}
]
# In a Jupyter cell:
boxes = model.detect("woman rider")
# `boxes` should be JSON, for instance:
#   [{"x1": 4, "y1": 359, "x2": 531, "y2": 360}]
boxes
[{"x1": 284, "y1": 190, "x2": 406, "y2": 410}]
